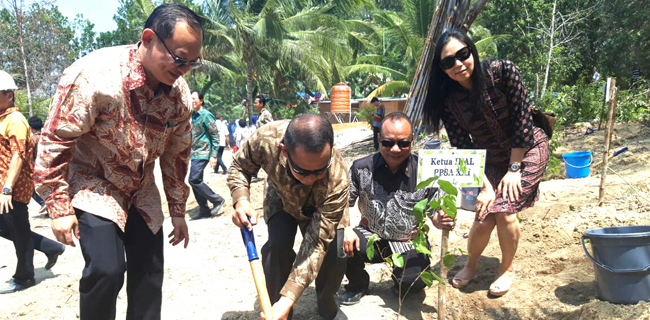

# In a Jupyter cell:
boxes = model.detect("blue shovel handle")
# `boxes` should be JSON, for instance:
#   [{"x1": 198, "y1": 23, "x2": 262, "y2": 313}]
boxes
[{"x1": 240, "y1": 217, "x2": 259, "y2": 261}]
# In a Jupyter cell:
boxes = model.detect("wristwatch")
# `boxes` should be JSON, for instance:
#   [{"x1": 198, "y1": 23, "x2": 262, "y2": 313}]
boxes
[
  {"x1": 2, "y1": 187, "x2": 12, "y2": 195},
  {"x1": 509, "y1": 163, "x2": 521, "y2": 172}
]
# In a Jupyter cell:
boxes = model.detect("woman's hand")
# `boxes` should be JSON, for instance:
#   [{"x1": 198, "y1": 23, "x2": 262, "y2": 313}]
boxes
[
  {"x1": 476, "y1": 179, "x2": 495, "y2": 221},
  {"x1": 497, "y1": 171, "x2": 522, "y2": 203}
]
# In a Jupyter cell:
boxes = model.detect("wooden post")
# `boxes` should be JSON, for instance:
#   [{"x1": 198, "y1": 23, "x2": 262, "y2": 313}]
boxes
[
  {"x1": 438, "y1": 229, "x2": 449, "y2": 320},
  {"x1": 598, "y1": 77, "x2": 617, "y2": 205}
]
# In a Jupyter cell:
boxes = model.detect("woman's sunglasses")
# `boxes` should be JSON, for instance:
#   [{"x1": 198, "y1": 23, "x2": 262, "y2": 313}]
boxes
[
  {"x1": 380, "y1": 139, "x2": 412, "y2": 149},
  {"x1": 440, "y1": 47, "x2": 471, "y2": 71}
]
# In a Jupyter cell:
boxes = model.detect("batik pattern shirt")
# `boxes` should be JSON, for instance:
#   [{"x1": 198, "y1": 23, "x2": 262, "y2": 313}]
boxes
[
  {"x1": 190, "y1": 108, "x2": 219, "y2": 160},
  {"x1": 349, "y1": 153, "x2": 437, "y2": 253},
  {"x1": 257, "y1": 108, "x2": 273, "y2": 128},
  {"x1": 34, "y1": 44, "x2": 192, "y2": 234},
  {"x1": 0, "y1": 107, "x2": 33, "y2": 204},
  {"x1": 227, "y1": 120, "x2": 349, "y2": 301}
]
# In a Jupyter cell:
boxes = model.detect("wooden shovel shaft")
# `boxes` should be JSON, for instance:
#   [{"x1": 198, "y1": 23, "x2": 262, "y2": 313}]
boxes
[
  {"x1": 438, "y1": 229, "x2": 449, "y2": 320},
  {"x1": 249, "y1": 259, "x2": 273, "y2": 319}
]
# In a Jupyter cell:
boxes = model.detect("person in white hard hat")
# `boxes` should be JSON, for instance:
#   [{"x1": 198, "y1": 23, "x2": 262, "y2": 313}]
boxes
[{"x1": 0, "y1": 70, "x2": 65, "y2": 294}]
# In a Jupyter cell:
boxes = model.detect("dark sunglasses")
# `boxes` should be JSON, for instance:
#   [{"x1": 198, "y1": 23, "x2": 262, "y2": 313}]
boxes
[
  {"x1": 152, "y1": 30, "x2": 203, "y2": 69},
  {"x1": 286, "y1": 151, "x2": 333, "y2": 176},
  {"x1": 440, "y1": 47, "x2": 471, "y2": 70},
  {"x1": 380, "y1": 139, "x2": 412, "y2": 149}
]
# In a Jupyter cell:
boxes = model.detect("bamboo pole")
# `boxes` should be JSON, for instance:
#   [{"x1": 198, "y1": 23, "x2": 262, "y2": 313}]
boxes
[
  {"x1": 438, "y1": 229, "x2": 449, "y2": 320},
  {"x1": 598, "y1": 78, "x2": 617, "y2": 205}
]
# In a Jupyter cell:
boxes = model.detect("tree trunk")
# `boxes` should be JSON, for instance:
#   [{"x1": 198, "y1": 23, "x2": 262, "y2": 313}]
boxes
[
  {"x1": 12, "y1": 0, "x2": 33, "y2": 116},
  {"x1": 246, "y1": 60, "x2": 255, "y2": 118},
  {"x1": 540, "y1": 0, "x2": 557, "y2": 99},
  {"x1": 535, "y1": 73, "x2": 540, "y2": 101}
]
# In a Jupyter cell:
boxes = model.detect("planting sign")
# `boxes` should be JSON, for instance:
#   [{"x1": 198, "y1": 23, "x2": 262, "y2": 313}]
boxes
[{"x1": 417, "y1": 149, "x2": 487, "y2": 187}]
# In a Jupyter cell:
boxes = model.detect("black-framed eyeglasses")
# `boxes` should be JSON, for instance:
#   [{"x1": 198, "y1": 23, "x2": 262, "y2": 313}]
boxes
[
  {"x1": 440, "y1": 46, "x2": 471, "y2": 71},
  {"x1": 286, "y1": 151, "x2": 333, "y2": 176},
  {"x1": 152, "y1": 29, "x2": 203, "y2": 69},
  {"x1": 380, "y1": 139, "x2": 412, "y2": 149}
]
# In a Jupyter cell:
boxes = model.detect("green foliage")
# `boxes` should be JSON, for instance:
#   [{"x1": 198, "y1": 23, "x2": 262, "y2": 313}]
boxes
[
  {"x1": 539, "y1": 81, "x2": 604, "y2": 125},
  {"x1": 366, "y1": 233, "x2": 378, "y2": 260},
  {"x1": 616, "y1": 82, "x2": 650, "y2": 122},
  {"x1": 355, "y1": 105, "x2": 376, "y2": 123}
]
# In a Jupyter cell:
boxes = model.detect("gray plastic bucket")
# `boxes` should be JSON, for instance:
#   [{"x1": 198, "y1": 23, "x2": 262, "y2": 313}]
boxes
[
  {"x1": 424, "y1": 140, "x2": 441, "y2": 150},
  {"x1": 460, "y1": 187, "x2": 480, "y2": 211},
  {"x1": 582, "y1": 226, "x2": 650, "y2": 304}
]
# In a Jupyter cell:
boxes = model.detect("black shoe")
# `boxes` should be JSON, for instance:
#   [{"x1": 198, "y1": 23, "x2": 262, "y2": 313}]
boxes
[
  {"x1": 211, "y1": 201, "x2": 224, "y2": 215},
  {"x1": 45, "y1": 246, "x2": 65, "y2": 270},
  {"x1": 0, "y1": 278, "x2": 35, "y2": 294},
  {"x1": 191, "y1": 211, "x2": 212, "y2": 220},
  {"x1": 222, "y1": 171, "x2": 228, "y2": 175},
  {"x1": 341, "y1": 289, "x2": 367, "y2": 305}
]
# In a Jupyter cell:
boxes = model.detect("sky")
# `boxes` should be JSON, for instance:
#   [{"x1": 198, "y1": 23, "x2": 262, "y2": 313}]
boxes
[{"x1": 56, "y1": 0, "x2": 120, "y2": 33}]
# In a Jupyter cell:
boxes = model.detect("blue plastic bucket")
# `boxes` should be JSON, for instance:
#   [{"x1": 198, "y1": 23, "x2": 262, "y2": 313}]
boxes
[
  {"x1": 562, "y1": 151, "x2": 593, "y2": 178},
  {"x1": 582, "y1": 226, "x2": 650, "y2": 304}
]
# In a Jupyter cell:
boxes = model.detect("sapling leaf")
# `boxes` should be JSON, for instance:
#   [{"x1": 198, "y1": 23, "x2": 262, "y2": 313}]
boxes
[
  {"x1": 438, "y1": 180, "x2": 457, "y2": 196},
  {"x1": 442, "y1": 196, "x2": 458, "y2": 219},
  {"x1": 392, "y1": 253, "x2": 404, "y2": 268},
  {"x1": 428, "y1": 199, "x2": 440, "y2": 211},
  {"x1": 416, "y1": 176, "x2": 439, "y2": 190},
  {"x1": 422, "y1": 224, "x2": 430, "y2": 233},
  {"x1": 413, "y1": 199, "x2": 427, "y2": 223},
  {"x1": 385, "y1": 257, "x2": 392, "y2": 266},
  {"x1": 366, "y1": 234, "x2": 377, "y2": 260},
  {"x1": 421, "y1": 271, "x2": 434, "y2": 287},
  {"x1": 459, "y1": 158, "x2": 467, "y2": 175},
  {"x1": 412, "y1": 233, "x2": 432, "y2": 255},
  {"x1": 443, "y1": 252, "x2": 455, "y2": 268},
  {"x1": 429, "y1": 271, "x2": 445, "y2": 285}
]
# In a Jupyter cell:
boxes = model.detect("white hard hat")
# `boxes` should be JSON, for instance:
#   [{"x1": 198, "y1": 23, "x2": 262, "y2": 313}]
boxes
[{"x1": 0, "y1": 71, "x2": 18, "y2": 91}]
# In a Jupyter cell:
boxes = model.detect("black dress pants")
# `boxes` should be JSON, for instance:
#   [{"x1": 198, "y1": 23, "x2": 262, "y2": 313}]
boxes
[
  {"x1": 189, "y1": 159, "x2": 225, "y2": 215},
  {"x1": 261, "y1": 210, "x2": 346, "y2": 320},
  {"x1": 0, "y1": 200, "x2": 34, "y2": 281},
  {"x1": 214, "y1": 146, "x2": 227, "y2": 173},
  {"x1": 344, "y1": 227, "x2": 430, "y2": 294},
  {"x1": 76, "y1": 206, "x2": 164, "y2": 320}
]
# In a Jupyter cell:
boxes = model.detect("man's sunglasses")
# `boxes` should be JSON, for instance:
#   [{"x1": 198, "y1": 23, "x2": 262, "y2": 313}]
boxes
[
  {"x1": 152, "y1": 30, "x2": 203, "y2": 69},
  {"x1": 440, "y1": 46, "x2": 471, "y2": 71},
  {"x1": 380, "y1": 139, "x2": 412, "y2": 149},
  {"x1": 286, "y1": 151, "x2": 332, "y2": 176}
]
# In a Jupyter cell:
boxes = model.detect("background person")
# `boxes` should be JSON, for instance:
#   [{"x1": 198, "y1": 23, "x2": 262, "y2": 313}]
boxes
[
  {"x1": 423, "y1": 29, "x2": 549, "y2": 297},
  {"x1": 33, "y1": 4, "x2": 200, "y2": 318}
]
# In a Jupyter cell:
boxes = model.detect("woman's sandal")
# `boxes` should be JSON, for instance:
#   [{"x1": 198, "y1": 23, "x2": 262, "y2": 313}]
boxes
[
  {"x1": 488, "y1": 264, "x2": 516, "y2": 297},
  {"x1": 451, "y1": 267, "x2": 476, "y2": 289}
]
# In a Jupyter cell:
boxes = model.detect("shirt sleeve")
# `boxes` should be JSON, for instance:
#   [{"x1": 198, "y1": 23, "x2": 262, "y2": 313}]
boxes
[
  {"x1": 440, "y1": 105, "x2": 474, "y2": 149},
  {"x1": 34, "y1": 75, "x2": 98, "y2": 219},
  {"x1": 280, "y1": 172, "x2": 350, "y2": 301},
  {"x1": 348, "y1": 163, "x2": 359, "y2": 207},
  {"x1": 203, "y1": 111, "x2": 220, "y2": 158},
  {"x1": 227, "y1": 128, "x2": 264, "y2": 205},
  {"x1": 159, "y1": 105, "x2": 192, "y2": 218},
  {"x1": 5, "y1": 113, "x2": 30, "y2": 159},
  {"x1": 497, "y1": 60, "x2": 535, "y2": 149}
]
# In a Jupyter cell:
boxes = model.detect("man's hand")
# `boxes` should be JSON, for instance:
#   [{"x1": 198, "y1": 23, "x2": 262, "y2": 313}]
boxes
[
  {"x1": 232, "y1": 199, "x2": 258, "y2": 231},
  {"x1": 168, "y1": 217, "x2": 190, "y2": 248},
  {"x1": 0, "y1": 194, "x2": 12, "y2": 214},
  {"x1": 260, "y1": 296, "x2": 293, "y2": 320},
  {"x1": 431, "y1": 210, "x2": 456, "y2": 230},
  {"x1": 343, "y1": 226, "x2": 359, "y2": 257},
  {"x1": 52, "y1": 215, "x2": 80, "y2": 246},
  {"x1": 209, "y1": 157, "x2": 217, "y2": 169}
]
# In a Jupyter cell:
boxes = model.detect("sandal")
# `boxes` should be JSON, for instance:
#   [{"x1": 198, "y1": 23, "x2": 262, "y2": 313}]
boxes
[
  {"x1": 488, "y1": 264, "x2": 516, "y2": 297},
  {"x1": 452, "y1": 266, "x2": 476, "y2": 289}
]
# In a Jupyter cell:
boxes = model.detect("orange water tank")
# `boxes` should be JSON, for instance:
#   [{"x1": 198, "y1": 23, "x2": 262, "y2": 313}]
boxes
[{"x1": 330, "y1": 83, "x2": 351, "y2": 113}]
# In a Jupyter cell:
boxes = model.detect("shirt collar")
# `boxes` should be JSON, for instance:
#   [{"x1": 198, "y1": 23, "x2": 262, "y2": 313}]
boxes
[
  {"x1": 0, "y1": 106, "x2": 19, "y2": 119},
  {"x1": 373, "y1": 152, "x2": 414, "y2": 178}
]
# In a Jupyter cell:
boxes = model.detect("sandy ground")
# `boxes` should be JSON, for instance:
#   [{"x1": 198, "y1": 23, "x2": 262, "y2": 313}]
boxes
[{"x1": 1, "y1": 122, "x2": 650, "y2": 320}]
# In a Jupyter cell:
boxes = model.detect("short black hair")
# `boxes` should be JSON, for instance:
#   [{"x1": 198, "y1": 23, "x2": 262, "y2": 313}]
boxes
[
  {"x1": 238, "y1": 119, "x2": 247, "y2": 128},
  {"x1": 283, "y1": 114, "x2": 333, "y2": 154},
  {"x1": 144, "y1": 4, "x2": 203, "y2": 40},
  {"x1": 380, "y1": 112, "x2": 413, "y2": 136},
  {"x1": 28, "y1": 116, "x2": 43, "y2": 131},
  {"x1": 193, "y1": 91, "x2": 204, "y2": 100},
  {"x1": 370, "y1": 97, "x2": 379, "y2": 103},
  {"x1": 255, "y1": 95, "x2": 266, "y2": 106},
  {"x1": 215, "y1": 114, "x2": 223, "y2": 120}
]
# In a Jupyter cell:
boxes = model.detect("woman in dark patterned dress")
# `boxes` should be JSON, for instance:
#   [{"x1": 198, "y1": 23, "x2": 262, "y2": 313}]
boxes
[{"x1": 423, "y1": 30, "x2": 549, "y2": 297}]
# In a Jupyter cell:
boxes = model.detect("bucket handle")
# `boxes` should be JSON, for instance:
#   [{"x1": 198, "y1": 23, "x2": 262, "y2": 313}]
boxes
[
  {"x1": 581, "y1": 235, "x2": 650, "y2": 273},
  {"x1": 565, "y1": 155, "x2": 593, "y2": 169}
]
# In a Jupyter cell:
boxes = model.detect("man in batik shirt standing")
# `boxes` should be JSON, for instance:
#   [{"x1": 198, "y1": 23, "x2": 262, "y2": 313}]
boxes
[
  {"x1": 228, "y1": 114, "x2": 348, "y2": 320},
  {"x1": 255, "y1": 95, "x2": 273, "y2": 128},
  {"x1": 34, "y1": 4, "x2": 201, "y2": 319},
  {"x1": 189, "y1": 91, "x2": 225, "y2": 220},
  {"x1": 0, "y1": 71, "x2": 65, "y2": 294}
]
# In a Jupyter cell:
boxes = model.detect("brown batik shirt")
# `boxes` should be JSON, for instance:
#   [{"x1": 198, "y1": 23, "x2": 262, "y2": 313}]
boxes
[
  {"x1": 257, "y1": 107, "x2": 273, "y2": 128},
  {"x1": 0, "y1": 106, "x2": 33, "y2": 205},
  {"x1": 34, "y1": 44, "x2": 192, "y2": 234},
  {"x1": 227, "y1": 120, "x2": 350, "y2": 301}
]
